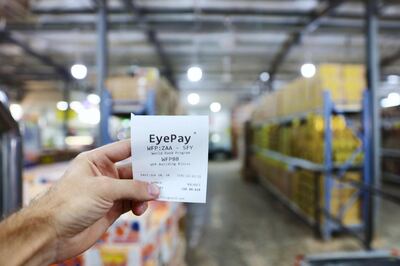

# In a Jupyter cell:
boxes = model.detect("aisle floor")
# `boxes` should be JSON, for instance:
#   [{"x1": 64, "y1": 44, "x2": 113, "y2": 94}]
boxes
[{"x1": 186, "y1": 160, "x2": 400, "y2": 266}]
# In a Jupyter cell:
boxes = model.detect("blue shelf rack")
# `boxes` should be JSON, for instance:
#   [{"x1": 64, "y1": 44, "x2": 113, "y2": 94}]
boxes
[
  {"x1": 251, "y1": 90, "x2": 373, "y2": 247},
  {"x1": 100, "y1": 89, "x2": 156, "y2": 145}
]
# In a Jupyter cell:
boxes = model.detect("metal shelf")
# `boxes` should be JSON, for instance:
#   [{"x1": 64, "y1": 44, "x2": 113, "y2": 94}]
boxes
[
  {"x1": 101, "y1": 91, "x2": 156, "y2": 144},
  {"x1": 254, "y1": 146, "x2": 324, "y2": 171},
  {"x1": 250, "y1": 91, "x2": 369, "y2": 245},
  {"x1": 253, "y1": 106, "x2": 361, "y2": 128},
  {"x1": 381, "y1": 148, "x2": 400, "y2": 159},
  {"x1": 332, "y1": 105, "x2": 362, "y2": 114},
  {"x1": 112, "y1": 100, "x2": 146, "y2": 115},
  {"x1": 383, "y1": 172, "x2": 400, "y2": 184},
  {"x1": 253, "y1": 147, "x2": 362, "y2": 173}
]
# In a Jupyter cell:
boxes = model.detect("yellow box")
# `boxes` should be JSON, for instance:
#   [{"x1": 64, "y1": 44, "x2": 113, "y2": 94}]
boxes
[
  {"x1": 343, "y1": 64, "x2": 364, "y2": 80},
  {"x1": 106, "y1": 76, "x2": 146, "y2": 101},
  {"x1": 319, "y1": 64, "x2": 343, "y2": 78}
]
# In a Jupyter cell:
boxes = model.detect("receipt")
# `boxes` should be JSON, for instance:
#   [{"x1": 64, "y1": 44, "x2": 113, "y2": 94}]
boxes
[{"x1": 131, "y1": 115, "x2": 209, "y2": 203}]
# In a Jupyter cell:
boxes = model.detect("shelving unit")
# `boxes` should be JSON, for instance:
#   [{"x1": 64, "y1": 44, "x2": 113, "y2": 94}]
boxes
[
  {"x1": 100, "y1": 89, "x2": 156, "y2": 144},
  {"x1": 381, "y1": 148, "x2": 400, "y2": 158},
  {"x1": 0, "y1": 101, "x2": 23, "y2": 217},
  {"x1": 250, "y1": 90, "x2": 373, "y2": 245}
]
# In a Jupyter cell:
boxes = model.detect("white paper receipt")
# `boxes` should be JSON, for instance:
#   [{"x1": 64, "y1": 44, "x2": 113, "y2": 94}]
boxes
[{"x1": 131, "y1": 115, "x2": 209, "y2": 203}]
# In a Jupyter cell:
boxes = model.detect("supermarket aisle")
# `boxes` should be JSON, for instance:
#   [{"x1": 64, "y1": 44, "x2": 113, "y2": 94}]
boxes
[{"x1": 186, "y1": 161, "x2": 360, "y2": 266}]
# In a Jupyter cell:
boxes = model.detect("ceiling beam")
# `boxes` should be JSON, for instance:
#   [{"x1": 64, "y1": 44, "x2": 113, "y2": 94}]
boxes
[
  {"x1": 30, "y1": 6, "x2": 400, "y2": 22},
  {"x1": 8, "y1": 18, "x2": 400, "y2": 34},
  {"x1": 0, "y1": 30, "x2": 71, "y2": 81},
  {"x1": 268, "y1": 0, "x2": 345, "y2": 82},
  {"x1": 121, "y1": 0, "x2": 176, "y2": 88}
]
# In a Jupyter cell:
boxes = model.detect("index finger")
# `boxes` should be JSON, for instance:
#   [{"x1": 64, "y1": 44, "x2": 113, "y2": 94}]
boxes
[{"x1": 89, "y1": 139, "x2": 131, "y2": 163}]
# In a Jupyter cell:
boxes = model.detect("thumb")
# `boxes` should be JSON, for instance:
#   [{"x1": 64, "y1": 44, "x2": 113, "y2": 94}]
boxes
[{"x1": 99, "y1": 177, "x2": 160, "y2": 201}]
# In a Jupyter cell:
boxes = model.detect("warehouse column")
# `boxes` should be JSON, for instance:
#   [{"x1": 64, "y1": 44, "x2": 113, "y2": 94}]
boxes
[
  {"x1": 365, "y1": 0, "x2": 381, "y2": 249},
  {"x1": 0, "y1": 102, "x2": 22, "y2": 217},
  {"x1": 96, "y1": 0, "x2": 109, "y2": 145}
]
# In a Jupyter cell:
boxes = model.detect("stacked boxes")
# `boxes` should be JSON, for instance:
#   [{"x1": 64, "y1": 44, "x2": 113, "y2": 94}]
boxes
[
  {"x1": 106, "y1": 68, "x2": 183, "y2": 115},
  {"x1": 155, "y1": 79, "x2": 182, "y2": 115},
  {"x1": 315, "y1": 64, "x2": 366, "y2": 109},
  {"x1": 253, "y1": 115, "x2": 362, "y2": 165},
  {"x1": 84, "y1": 202, "x2": 185, "y2": 266},
  {"x1": 251, "y1": 64, "x2": 365, "y2": 124},
  {"x1": 106, "y1": 68, "x2": 160, "y2": 102},
  {"x1": 252, "y1": 154, "x2": 362, "y2": 226},
  {"x1": 248, "y1": 63, "x2": 365, "y2": 228}
]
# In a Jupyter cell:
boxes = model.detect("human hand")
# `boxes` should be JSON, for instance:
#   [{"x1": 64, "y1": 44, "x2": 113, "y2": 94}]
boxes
[{"x1": 33, "y1": 139, "x2": 160, "y2": 262}]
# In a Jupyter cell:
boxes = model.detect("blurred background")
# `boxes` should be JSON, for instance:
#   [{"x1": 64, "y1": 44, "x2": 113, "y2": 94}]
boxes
[{"x1": 1, "y1": 0, "x2": 400, "y2": 265}]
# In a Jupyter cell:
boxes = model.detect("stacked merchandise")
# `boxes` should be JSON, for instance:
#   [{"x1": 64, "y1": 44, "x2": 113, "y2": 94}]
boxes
[
  {"x1": 106, "y1": 68, "x2": 159, "y2": 104},
  {"x1": 83, "y1": 202, "x2": 185, "y2": 266},
  {"x1": 251, "y1": 115, "x2": 362, "y2": 225},
  {"x1": 253, "y1": 115, "x2": 362, "y2": 164},
  {"x1": 248, "y1": 64, "x2": 365, "y2": 227},
  {"x1": 252, "y1": 64, "x2": 365, "y2": 124},
  {"x1": 231, "y1": 103, "x2": 256, "y2": 158},
  {"x1": 106, "y1": 68, "x2": 184, "y2": 141},
  {"x1": 155, "y1": 79, "x2": 182, "y2": 115},
  {"x1": 106, "y1": 68, "x2": 183, "y2": 116},
  {"x1": 24, "y1": 163, "x2": 186, "y2": 266}
]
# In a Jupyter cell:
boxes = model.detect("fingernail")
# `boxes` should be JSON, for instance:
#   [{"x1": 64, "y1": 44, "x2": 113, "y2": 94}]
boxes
[{"x1": 148, "y1": 183, "x2": 160, "y2": 197}]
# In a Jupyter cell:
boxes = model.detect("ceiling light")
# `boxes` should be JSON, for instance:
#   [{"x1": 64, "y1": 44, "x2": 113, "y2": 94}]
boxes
[
  {"x1": 70, "y1": 101, "x2": 83, "y2": 112},
  {"x1": 259, "y1": 72, "x2": 270, "y2": 82},
  {"x1": 9, "y1": 103, "x2": 23, "y2": 121},
  {"x1": 301, "y1": 63, "x2": 316, "y2": 78},
  {"x1": 381, "y1": 92, "x2": 400, "y2": 108},
  {"x1": 211, "y1": 133, "x2": 221, "y2": 143},
  {"x1": 71, "y1": 64, "x2": 88, "y2": 80},
  {"x1": 210, "y1": 102, "x2": 221, "y2": 113},
  {"x1": 187, "y1": 66, "x2": 203, "y2": 82},
  {"x1": 187, "y1": 93, "x2": 200, "y2": 105},
  {"x1": 387, "y1": 75, "x2": 400, "y2": 84},
  {"x1": 79, "y1": 108, "x2": 100, "y2": 125},
  {"x1": 87, "y1": 93, "x2": 100, "y2": 105},
  {"x1": 56, "y1": 101, "x2": 68, "y2": 111}
]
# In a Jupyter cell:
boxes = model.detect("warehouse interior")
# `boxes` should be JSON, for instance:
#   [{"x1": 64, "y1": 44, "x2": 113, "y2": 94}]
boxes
[{"x1": 1, "y1": 0, "x2": 400, "y2": 265}]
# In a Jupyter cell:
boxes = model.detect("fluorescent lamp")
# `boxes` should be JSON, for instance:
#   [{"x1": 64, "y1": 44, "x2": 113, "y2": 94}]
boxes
[
  {"x1": 71, "y1": 64, "x2": 88, "y2": 80},
  {"x1": 56, "y1": 101, "x2": 68, "y2": 111},
  {"x1": 210, "y1": 102, "x2": 221, "y2": 113},
  {"x1": 87, "y1": 93, "x2": 100, "y2": 105},
  {"x1": 301, "y1": 63, "x2": 316, "y2": 78},
  {"x1": 187, "y1": 66, "x2": 203, "y2": 82},
  {"x1": 259, "y1": 72, "x2": 270, "y2": 82},
  {"x1": 187, "y1": 93, "x2": 200, "y2": 105}
]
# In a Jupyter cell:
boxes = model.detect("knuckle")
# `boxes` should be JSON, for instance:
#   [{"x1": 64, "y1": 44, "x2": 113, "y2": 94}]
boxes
[
  {"x1": 75, "y1": 151, "x2": 90, "y2": 161},
  {"x1": 95, "y1": 177, "x2": 113, "y2": 196}
]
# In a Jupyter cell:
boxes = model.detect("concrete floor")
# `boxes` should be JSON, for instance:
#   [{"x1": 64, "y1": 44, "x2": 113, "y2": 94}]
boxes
[{"x1": 185, "y1": 160, "x2": 400, "y2": 266}]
